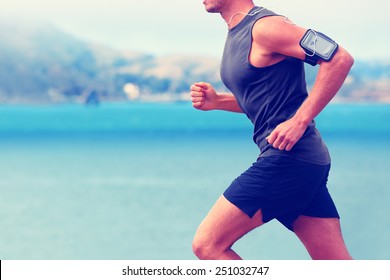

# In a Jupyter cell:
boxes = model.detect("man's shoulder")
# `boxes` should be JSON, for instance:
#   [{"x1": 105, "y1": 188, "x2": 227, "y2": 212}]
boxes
[{"x1": 252, "y1": 15, "x2": 286, "y2": 38}]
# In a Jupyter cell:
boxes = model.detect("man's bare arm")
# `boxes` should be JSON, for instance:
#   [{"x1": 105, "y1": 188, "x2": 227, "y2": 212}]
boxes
[
  {"x1": 190, "y1": 82, "x2": 243, "y2": 113},
  {"x1": 267, "y1": 48, "x2": 354, "y2": 151},
  {"x1": 252, "y1": 16, "x2": 354, "y2": 151}
]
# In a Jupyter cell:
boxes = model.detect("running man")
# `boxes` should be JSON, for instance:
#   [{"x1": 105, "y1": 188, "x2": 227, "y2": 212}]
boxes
[{"x1": 190, "y1": 0, "x2": 354, "y2": 260}]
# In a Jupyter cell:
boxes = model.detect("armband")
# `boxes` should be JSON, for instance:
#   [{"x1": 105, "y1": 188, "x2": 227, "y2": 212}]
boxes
[{"x1": 300, "y1": 29, "x2": 339, "y2": 66}]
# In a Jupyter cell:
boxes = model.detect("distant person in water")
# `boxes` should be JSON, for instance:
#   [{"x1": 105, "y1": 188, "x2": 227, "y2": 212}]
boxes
[{"x1": 190, "y1": 0, "x2": 354, "y2": 260}]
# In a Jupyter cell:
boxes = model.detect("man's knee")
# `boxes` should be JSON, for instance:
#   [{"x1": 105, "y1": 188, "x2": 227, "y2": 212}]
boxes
[{"x1": 192, "y1": 233, "x2": 221, "y2": 260}]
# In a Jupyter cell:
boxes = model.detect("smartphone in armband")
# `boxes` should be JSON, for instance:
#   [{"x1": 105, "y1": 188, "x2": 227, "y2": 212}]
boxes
[{"x1": 300, "y1": 29, "x2": 339, "y2": 65}]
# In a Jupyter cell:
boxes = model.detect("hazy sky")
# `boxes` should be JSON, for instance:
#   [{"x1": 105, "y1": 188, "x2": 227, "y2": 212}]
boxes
[{"x1": 1, "y1": 0, "x2": 388, "y2": 60}]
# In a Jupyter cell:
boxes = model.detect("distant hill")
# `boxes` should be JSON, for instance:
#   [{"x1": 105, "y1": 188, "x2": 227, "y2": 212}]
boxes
[{"x1": 0, "y1": 20, "x2": 389, "y2": 104}]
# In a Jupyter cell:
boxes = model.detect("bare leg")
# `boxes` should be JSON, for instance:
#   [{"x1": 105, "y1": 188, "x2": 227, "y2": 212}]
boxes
[
  {"x1": 192, "y1": 195, "x2": 264, "y2": 260},
  {"x1": 293, "y1": 216, "x2": 352, "y2": 260}
]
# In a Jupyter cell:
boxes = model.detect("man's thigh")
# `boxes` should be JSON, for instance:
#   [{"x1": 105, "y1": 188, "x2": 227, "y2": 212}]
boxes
[
  {"x1": 293, "y1": 216, "x2": 352, "y2": 260},
  {"x1": 194, "y1": 195, "x2": 264, "y2": 248}
]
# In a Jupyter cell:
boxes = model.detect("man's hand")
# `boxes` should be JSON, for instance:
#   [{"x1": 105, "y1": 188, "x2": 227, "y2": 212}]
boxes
[
  {"x1": 266, "y1": 117, "x2": 308, "y2": 151},
  {"x1": 190, "y1": 82, "x2": 219, "y2": 111}
]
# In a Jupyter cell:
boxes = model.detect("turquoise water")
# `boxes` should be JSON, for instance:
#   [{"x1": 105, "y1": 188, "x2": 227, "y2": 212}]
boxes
[{"x1": 0, "y1": 103, "x2": 389, "y2": 260}]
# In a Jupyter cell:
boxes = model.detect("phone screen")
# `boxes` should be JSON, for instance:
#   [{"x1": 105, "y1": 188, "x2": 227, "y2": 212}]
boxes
[{"x1": 300, "y1": 30, "x2": 338, "y2": 61}]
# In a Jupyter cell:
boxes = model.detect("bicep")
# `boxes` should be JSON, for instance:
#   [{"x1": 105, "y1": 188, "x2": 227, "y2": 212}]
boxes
[{"x1": 253, "y1": 16, "x2": 308, "y2": 61}]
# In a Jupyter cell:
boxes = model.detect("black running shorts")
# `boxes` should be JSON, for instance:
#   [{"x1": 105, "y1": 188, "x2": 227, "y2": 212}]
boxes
[{"x1": 223, "y1": 156, "x2": 340, "y2": 231}]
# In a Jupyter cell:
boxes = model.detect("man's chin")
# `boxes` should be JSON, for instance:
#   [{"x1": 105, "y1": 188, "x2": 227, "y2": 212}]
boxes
[
  {"x1": 203, "y1": 1, "x2": 221, "y2": 13},
  {"x1": 205, "y1": 8, "x2": 219, "y2": 13}
]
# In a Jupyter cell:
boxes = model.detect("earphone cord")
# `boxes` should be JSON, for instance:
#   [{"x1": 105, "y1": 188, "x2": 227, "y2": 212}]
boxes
[
  {"x1": 303, "y1": 32, "x2": 318, "y2": 57},
  {"x1": 226, "y1": 7, "x2": 265, "y2": 26},
  {"x1": 284, "y1": 15, "x2": 318, "y2": 57}
]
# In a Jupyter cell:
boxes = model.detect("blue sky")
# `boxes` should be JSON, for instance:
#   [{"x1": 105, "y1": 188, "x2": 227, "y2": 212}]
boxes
[{"x1": 1, "y1": 0, "x2": 388, "y2": 60}]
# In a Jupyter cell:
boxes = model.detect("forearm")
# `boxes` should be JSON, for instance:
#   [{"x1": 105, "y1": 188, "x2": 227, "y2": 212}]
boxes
[
  {"x1": 191, "y1": 82, "x2": 243, "y2": 113},
  {"x1": 215, "y1": 93, "x2": 243, "y2": 113},
  {"x1": 293, "y1": 48, "x2": 354, "y2": 125}
]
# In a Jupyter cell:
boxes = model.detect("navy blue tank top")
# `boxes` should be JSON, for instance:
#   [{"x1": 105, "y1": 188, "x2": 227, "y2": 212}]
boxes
[{"x1": 220, "y1": 7, "x2": 330, "y2": 165}]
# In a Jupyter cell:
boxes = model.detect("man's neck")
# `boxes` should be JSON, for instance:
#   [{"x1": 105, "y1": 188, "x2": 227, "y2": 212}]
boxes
[{"x1": 222, "y1": 2, "x2": 256, "y2": 29}]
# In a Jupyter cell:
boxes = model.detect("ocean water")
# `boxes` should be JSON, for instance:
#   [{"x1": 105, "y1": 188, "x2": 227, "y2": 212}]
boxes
[{"x1": 0, "y1": 102, "x2": 389, "y2": 260}]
